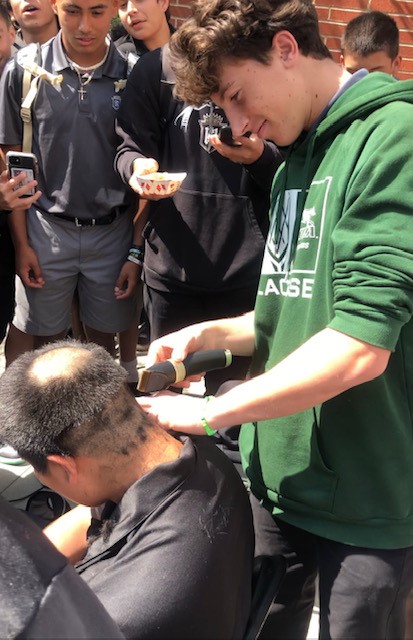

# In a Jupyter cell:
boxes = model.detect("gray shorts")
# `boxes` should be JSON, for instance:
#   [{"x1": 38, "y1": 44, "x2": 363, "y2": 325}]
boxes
[{"x1": 13, "y1": 209, "x2": 137, "y2": 336}]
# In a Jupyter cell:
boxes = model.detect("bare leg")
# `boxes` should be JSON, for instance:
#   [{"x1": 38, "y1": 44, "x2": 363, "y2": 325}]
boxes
[
  {"x1": 118, "y1": 321, "x2": 138, "y2": 363},
  {"x1": 5, "y1": 323, "x2": 34, "y2": 366},
  {"x1": 118, "y1": 318, "x2": 139, "y2": 385},
  {"x1": 84, "y1": 326, "x2": 116, "y2": 356}
]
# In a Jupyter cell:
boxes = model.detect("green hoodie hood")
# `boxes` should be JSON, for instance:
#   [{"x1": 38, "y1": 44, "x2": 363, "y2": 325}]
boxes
[
  {"x1": 273, "y1": 73, "x2": 413, "y2": 267},
  {"x1": 316, "y1": 72, "x2": 413, "y2": 144},
  {"x1": 241, "y1": 72, "x2": 413, "y2": 549}
]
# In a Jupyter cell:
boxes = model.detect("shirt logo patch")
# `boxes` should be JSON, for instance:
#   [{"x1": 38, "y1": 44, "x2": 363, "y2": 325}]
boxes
[
  {"x1": 198, "y1": 112, "x2": 225, "y2": 153},
  {"x1": 258, "y1": 176, "x2": 333, "y2": 300},
  {"x1": 112, "y1": 95, "x2": 122, "y2": 110},
  {"x1": 261, "y1": 189, "x2": 300, "y2": 275},
  {"x1": 298, "y1": 207, "x2": 317, "y2": 241}
]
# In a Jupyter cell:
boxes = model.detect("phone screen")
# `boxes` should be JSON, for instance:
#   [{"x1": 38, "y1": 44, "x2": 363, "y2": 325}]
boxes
[{"x1": 10, "y1": 167, "x2": 36, "y2": 195}]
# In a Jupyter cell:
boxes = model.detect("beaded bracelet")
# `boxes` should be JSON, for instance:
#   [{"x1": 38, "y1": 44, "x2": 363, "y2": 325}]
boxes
[
  {"x1": 201, "y1": 395, "x2": 217, "y2": 436},
  {"x1": 127, "y1": 245, "x2": 145, "y2": 266},
  {"x1": 127, "y1": 254, "x2": 143, "y2": 266}
]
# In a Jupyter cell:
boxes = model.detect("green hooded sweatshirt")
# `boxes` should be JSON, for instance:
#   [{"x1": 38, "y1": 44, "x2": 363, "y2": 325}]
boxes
[{"x1": 240, "y1": 72, "x2": 413, "y2": 549}]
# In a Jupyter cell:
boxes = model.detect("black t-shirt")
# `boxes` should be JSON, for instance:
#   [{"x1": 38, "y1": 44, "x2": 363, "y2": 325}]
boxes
[
  {"x1": 76, "y1": 436, "x2": 254, "y2": 639},
  {"x1": 115, "y1": 46, "x2": 283, "y2": 294}
]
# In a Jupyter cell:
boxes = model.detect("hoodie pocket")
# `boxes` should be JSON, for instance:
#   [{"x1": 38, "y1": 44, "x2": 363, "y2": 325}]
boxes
[{"x1": 247, "y1": 413, "x2": 339, "y2": 515}]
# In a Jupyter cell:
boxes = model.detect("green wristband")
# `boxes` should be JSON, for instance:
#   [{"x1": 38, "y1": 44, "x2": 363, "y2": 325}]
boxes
[{"x1": 201, "y1": 395, "x2": 216, "y2": 436}]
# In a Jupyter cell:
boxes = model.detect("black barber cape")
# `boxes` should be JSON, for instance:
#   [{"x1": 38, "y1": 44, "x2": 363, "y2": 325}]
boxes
[{"x1": 76, "y1": 436, "x2": 254, "y2": 639}]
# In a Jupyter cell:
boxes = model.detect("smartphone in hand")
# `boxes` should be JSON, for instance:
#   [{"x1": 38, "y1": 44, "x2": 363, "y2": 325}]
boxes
[
  {"x1": 219, "y1": 125, "x2": 242, "y2": 147},
  {"x1": 219, "y1": 126, "x2": 252, "y2": 147},
  {"x1": 6, "y1": 151, "x2": 39, "y2": 197}
]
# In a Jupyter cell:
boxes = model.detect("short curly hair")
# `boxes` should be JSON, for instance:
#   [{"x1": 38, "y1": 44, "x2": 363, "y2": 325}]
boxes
[{"x1": 170, "y1": 0, "x2": 331, "y2": 106}]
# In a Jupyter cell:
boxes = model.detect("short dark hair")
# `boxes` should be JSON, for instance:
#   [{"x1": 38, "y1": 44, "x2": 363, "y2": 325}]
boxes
[
  {"x1": 341, "y1": 11, "x2": 399, "y2": 60},
  {"x1": 0, "y1": 340, "x2": 151, "y2": 472},
  {"x1": 169, "y1": 0, "x2": 331, "y2": 106},
  {"x1": 0, "y1": 1, "x2": 11, "y2": 26}
]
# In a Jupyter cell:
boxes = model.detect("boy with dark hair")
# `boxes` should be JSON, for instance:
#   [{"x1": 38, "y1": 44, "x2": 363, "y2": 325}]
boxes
[
  {"x1": 115, "y1": 0, "x2": 172, "y2": 58},
  {"x1": 0, "y1": 340, "x2": 254, "y2": 639},
  {"x1": 115, "y1": 43, "x2": 283, "y2": 396},
  {"x1": 0, "y1": 0, "x2": 138, "y2": 361},
  {"x1": 0, "y1": 1, "x2": 15, "y2": 75},
  {"x1": 137, "y1": 0, "x2": 413, "y2": 636},
  {"x1": 8, "y1": 0, "x2": 58, "y2": 48},
  {"x1": 0, "y1": 2, "x2": 43, "y2": 345},
  {"x1": 340, "y1": 10, "x2": 401, "y2": 76},
  {"x1": 112, "y1": 0, "x2": 174, "y2": 385},
  {"x1": 0, "y1": 0, "x2": 60, "y2": 465}
]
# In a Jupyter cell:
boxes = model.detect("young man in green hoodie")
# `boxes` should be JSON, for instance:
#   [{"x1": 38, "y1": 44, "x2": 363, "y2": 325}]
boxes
[{"x1": 137, "y1": 0, "x2": 413, "y2": 637}]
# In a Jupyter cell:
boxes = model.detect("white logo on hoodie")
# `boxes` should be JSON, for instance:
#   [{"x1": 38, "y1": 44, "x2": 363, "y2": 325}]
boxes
[{"x1": 259, "y1": 176, "x2": 333, "y2": 299}]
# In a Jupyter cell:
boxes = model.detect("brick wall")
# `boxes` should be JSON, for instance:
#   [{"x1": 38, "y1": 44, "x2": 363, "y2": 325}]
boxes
[
  {"x1": 315, "y1": 0, "x2": 413, "y2": 79},
  {"x1": 169, "y1": 0, "x2": 413, "y2": 79}
]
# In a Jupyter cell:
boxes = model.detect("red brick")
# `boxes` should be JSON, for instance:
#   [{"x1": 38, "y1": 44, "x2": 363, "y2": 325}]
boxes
[
  {"x1": 316, "y1": 7, "x2": 330, "y2": 20},
  {"x1": 318, "y1": 20, "x2": 345, "y2": 37},
  {"x1": 169, "y1": 1, "x2": 413, "y2": 79},
  {"x1": 170, "y1": 4, "x2": 191, "y2": 19},
  {"x1": 400, "y1": 44, "x2": 413, "y2": 57},
  {"x1": 315, "y1": 0, "x2": 369, "y2": 9},
  {"x1": 399, "y1": 28, "x2": 413, "y2": 45},
  {"x1": 329, "y1": 9, "x2": 363, "y2": 22},
  {"x1": 324, "y1": 36, "x2": 343, "y2": 52},
  {"x1": 400, "y1": 57, "x2": 413, "y2": 71},
  {"x1": 370, "y1": 0, "x2": 413, "y2": 16},
  {"x1": 326, "y1": 48, "x2": 343, "y2": 62}
]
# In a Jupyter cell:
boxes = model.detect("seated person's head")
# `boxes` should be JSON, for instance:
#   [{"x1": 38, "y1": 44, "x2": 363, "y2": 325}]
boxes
[
  {"x1": 0, "y1": 3, "x2": 15, "y2": 76},
  {"x1": 340, "y1": 11, "x2": 401, "y2": 76},
  {"x1": 118, "y1": 0, "x2": 171, "y2": 51},
  {"x1": 0, "y1": 341, "x2": 157, "y2": 506}
]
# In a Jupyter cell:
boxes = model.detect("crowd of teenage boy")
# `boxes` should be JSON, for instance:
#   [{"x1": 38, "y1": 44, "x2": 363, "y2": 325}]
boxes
[
  {"x1": 0, "y1": 0, "x2": 281, "y2": 392},
  {"x1": 0, "y1": 0, "x2": 412, "y2": 638},
  {"x1": 0, "y1": 5, "x2": 403, "y2": 381}
]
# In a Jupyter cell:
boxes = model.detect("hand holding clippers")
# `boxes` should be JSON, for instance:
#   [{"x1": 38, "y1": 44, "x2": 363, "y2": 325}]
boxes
[{"x1": 136, "y1": 349, "x2": 232, "y2": 393}]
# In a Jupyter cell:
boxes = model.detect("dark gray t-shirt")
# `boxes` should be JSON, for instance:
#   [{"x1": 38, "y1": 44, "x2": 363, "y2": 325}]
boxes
[
  {"x1": 76, "y1": 436, "x2": 254, "y2": 639},
  {"x1": 0, "y1": 33, "x2": 135, "y2": 219}
]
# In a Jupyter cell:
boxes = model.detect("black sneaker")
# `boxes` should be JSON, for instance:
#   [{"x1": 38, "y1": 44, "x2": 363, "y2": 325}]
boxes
[{"x1": 0, "y1": 445, "x2": 26, "y2": 466}]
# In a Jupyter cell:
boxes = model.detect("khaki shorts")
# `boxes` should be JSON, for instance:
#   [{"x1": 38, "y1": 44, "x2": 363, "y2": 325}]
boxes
[{"x1": 13, "y1": 209, "x2": 137, "y2": 336}]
